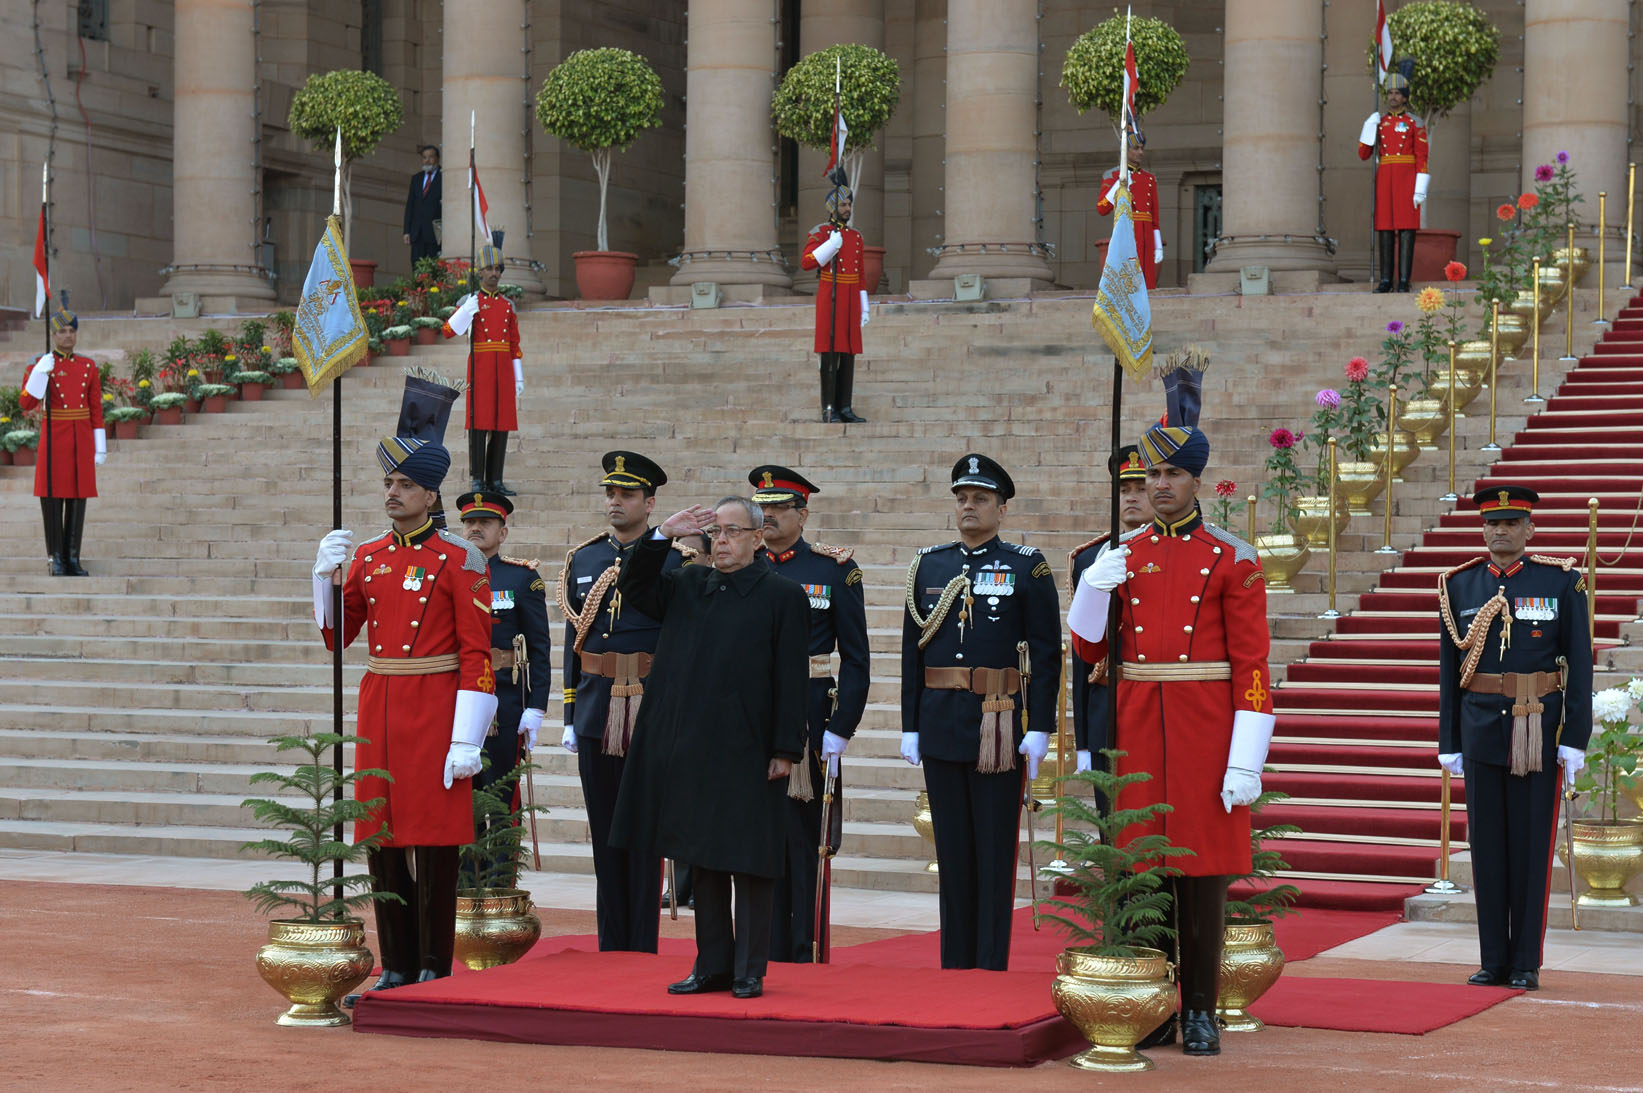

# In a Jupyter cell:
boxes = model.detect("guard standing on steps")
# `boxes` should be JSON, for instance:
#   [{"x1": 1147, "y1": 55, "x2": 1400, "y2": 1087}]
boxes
[
  {"x1": 1068, "y1": 444, "x2": 1154, "y2": 800},
  {"x1": 1095, "y1": 131, "x2": 1164, "y2": 289},
  {"x1": 1067, "y1": 412, "x2": 1275, "y2": 1058},
  {"x1": 20, "y1": 297, "x2": 105, "y2": 577},
  {"x1": 558, "y1": 451, "x2": 695, "y2": 952},
  {"x1": 748, "y1": 464, "x2": 871, "y2": 962},
  {"x1": 800, "y1": 174, "x2": 869, "y2": 424},
  {"x1": 1358, "y1": 62, "x2": 1429, "y2": 293},
  {"x1": 900, "y1": 454, "x2": 1061, "y2": 971},
  {"x1": 1437, "y1": 485, "x2": 1591, "y2": 993},
  {"x1": 456, "y1": 490, "x2": 550, "y2": 883},
  {"x1": 443, "y1": 232, "x2": 522, "y2": 495},
  {"x1": 313, "y1": 433, "x2": 497, "y2": 1003}
]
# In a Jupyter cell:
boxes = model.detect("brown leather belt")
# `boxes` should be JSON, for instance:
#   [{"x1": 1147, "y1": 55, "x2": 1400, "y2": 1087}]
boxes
[
  {"x1": 1463, "y1": 670, "x2": 1561, "y2": 698},
  {"x1": 810, "y1": 654, "x2": 833, "y2": 680},
  {"x1": 491, "y1": 648, "x2": 516, "y2": 670},
  {"x1": 366, "y1": 653, "x2": 459, "y2": 676},
  {"x1": 924, "y1": 666, "x2": 1021, "y2": 695},
  {"x1": 1121, "y1": 660, "x2": 1232, "y2": 682},
  {"x1": 580, "y1": 650, "x2": 654, "y2": 680}
]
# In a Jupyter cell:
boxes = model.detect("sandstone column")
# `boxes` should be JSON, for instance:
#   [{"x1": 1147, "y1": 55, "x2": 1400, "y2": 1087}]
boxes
[
  {"x1": 1522, "y1": 0, "x2": 1628, "y2": 231},
  {"x1": 670, "y1": 0, "x2": 791, "y2": 289},
  {"x1": 444, "y1": 0, "x2": 545, "y2": 298},
  {"x1": 1423, "y1": 103, "x2": 1471, "y2": 250},
  {"x1": 1206, "y1": 0, "x2": 1336, "y2": 274},
  {"x1": 795, "y1": 0, "x2": 886, "y2": 287},
  {"x1": 927, "y1": 0, "x2": 1052, "y2": 285},
  {"x1": 908, "y1": 0, "x2": 947, "y2": 282},
  {"x1": 160, "y1": 0, "x2": 274, "y2": 304}
]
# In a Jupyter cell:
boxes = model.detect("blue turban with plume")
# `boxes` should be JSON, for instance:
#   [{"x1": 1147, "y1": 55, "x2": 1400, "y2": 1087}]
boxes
[{"x1": 376, "y1": 435, "x2": 449, "y2": 491}]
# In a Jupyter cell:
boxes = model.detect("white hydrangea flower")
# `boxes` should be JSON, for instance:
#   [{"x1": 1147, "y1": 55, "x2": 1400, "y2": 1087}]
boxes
[{"x1": 1591, "y1": 688, "x2": 1632, "y2": 726}]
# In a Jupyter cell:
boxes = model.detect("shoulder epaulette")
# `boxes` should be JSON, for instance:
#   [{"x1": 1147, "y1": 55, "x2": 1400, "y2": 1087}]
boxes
[
  {"x1": 1119, "y1": 525, "x2": 1150, "y2": 544},
  {"x1": 1529, "y1": 554, "x2": 1579, "y2": 571},
  {"x1": 498, "y1": 554, "x2": 540, "y2": 569},
  {"x1": 1007, "y1": 541, "x2": 1041, "y2": 557},
  {"x1": 1201, "y1": 523, "x2": 1258, "y2": 565},
  {"x1": 1069, "y1": 533, "x2": 1111, "y2": 564},
  {"x1": 1438, "y1": 556, "x2": 1487, "y2": 582},
  {"x1": 362, "y1": 530, "x2": 394, "y2": 549},
  {"x1": 919, "y1": 541, "x2": 959, "y2": 555},
  {"x1": 437, "y1": 528, "x2": 489, "y2": 575},
  {"x1": 809, "y1": 541, "x2": 855, "y2": 565},
  {"x1": 672, "y1": 539, "x2": 701, "y2": 562},
  {"x1": 563, "y1": 531, "x2": 609, "y2": 566}
]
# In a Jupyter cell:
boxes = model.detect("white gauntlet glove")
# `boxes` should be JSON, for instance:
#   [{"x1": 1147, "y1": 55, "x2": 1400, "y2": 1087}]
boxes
[
  {"x1": 447, "y1": 293, "x2": 480, "y2": 336},
  {"x1": 1067, "y1": 546, "x2": 1130, "y2": 642},
  {"x1": 444, "y1": 690, "x2": 498, "y2": 788},
  {"x1": 1413, "y1": 173, "x2": 1430, "y2": 207},
  {"x1": 821, "y1": 730, "x2": 849, "y2": 760},
  {"x1": 513, "y1": 358, "x2": 524, "y2": 397},
  {"x1": 311, "y1": 529, "x2": 353, "y2": 629},
  {"x1": 1220, "y1": 766, "x2": 1262, "y2": 812},
  {"x1": 1019, "y1": 730, "x2": 1050, "y2": 780},
  {"x1": 859, "y1": 290, "x2": 870, "y2": 327},
  {"x1": 1359, "y1": 112, "x2": 1381, "y2": 147},
  {"x1": 1437, "y1": 752, "x2": 1464, "y2": 777},
  {"x1": 899, "y1": 732, "x2": 921, "y2": 766},
  {"x1": 24, "y1": 354, "x2": 54, "y2": 400},
  {"x1": 812, "y1": 230, "x2": 843, "y2": 267},
  {"x1": 1086, "y1": 546, "x2": 1130, "y2": 591},
  {"x1": 94, "y1": 428, "x2": 107, "y2": 466},
  {"x1": 561, "y1": 725, "x2": 579, "y2": 753},
  {"x1": 1558, "y1": 745, "x2": 1586, "y2": 788},
  {"x1": 519, "y1": 708, "x2": 543, "y2": 751}
]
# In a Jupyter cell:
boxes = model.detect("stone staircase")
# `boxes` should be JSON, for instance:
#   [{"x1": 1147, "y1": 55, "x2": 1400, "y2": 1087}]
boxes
[{"x1": 0, "y1": 284, "x2": 1623, "y2": 902}]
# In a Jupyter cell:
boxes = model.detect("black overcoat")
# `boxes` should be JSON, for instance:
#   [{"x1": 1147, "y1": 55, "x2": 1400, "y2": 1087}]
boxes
[{"x1": 608, "y1": 535, "x2": 809, "y2": 878}]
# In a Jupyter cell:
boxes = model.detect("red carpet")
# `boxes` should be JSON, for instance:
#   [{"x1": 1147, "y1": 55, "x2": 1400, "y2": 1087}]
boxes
[{"x1": 1250, "y1": 977, "x2": 1522, "y2": 1034}]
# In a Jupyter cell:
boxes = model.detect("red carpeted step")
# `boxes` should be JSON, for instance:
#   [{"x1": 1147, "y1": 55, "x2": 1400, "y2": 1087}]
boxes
[
  {"x1": 1267, "y1": 741, "x2": 1438, "y2": 769},
  {"x1": 1287, "y1": 878, "x2": 1427, "y2": 912},
  {"x1": 1276, "y1": 687, "x2": 1436, "y2": 714},
  {"x1": 1305, "y1": 638, "x2": 1436, "y2": 660},
  {"x1": 1275, "y1": 838, "x2": 1440, "y2": 877},
  {"x1": 1265, "y1": 771, "x2": 1441, "y2": 803},
  {"x1": 1265, "y1": 803, "x2": 1467, "y2": 842},
  {"x1": 1357, "y1": 588, "x2": 1441, "y2": 608},
  {"x1": 1285, "y1": 662, "x2": 1438, "y2": 685},
  {"x1": 1275, "y1": 713, "x2": 1439, "y2": 742},
  {"x1": 1334, "y1": 615, "x2": 1435, "y2": 636},
  {"x1": 1420, "y1": 530, "x2": 1640, "y2": 548}
]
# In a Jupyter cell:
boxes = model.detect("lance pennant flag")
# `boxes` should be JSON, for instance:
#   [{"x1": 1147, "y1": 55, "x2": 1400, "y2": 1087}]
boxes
[
  {"x1": 1374, "y1": 0, "x2": 1393, "y2": 83},
  {"x1": 823, "y1": 100, "x2": 849, "y2": 180},
  {"x1": 1122, "y1": 39, "x2": 1140, "y2": 144},
  {"x1": 1092, "y1": 182, "x2": 1154, "y2": 383},
  {"x1": 32, "y1": 207, "x2": 50, "y2": 318},
  {"x1": 293, "y1": 215, "x2": 369, "y2": 396},
  {"x1": 470, "y1": 151, "x2": 491, "y2": 241}
]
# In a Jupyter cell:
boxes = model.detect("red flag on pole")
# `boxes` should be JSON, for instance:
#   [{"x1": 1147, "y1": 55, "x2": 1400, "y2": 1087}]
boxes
[
  {"x1": 32, "y1": 206, "x2": 50, "y2": 318},
  {"x1": 1123, "y1": 40, "x2": 1139, "y2": 138},
  {"x1": 1374, "y1": 0, "x2": 1394, "y2": 84},
  {"x1": 470, "y1": 150, "x2": 491, "y2": 241}
]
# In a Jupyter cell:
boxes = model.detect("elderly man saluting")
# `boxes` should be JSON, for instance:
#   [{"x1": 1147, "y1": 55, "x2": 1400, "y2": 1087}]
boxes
[{"x1": 608, "y1": 497, "x2": 811, "y2": 1000}]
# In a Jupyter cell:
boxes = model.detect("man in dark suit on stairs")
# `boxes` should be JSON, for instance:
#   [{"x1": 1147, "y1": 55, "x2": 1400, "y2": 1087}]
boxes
[{"x1": 403, "y1": 144, "x2": 442, "y2": 268}]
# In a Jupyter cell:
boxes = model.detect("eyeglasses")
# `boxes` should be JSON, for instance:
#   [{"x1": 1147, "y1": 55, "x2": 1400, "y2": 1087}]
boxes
[{"x1": 706, "y1": 525, "x2": 759, "y2": 539}]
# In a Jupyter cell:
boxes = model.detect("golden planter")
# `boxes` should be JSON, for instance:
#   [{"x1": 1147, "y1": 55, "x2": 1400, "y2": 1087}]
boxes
[
  {"x1": 1051, "y1": 946, "x2": 1176, "y2": 1072},
  {"x1": 454, "y1": 888, "x2": 542, "y2": 970},
  {"x1": 1454, "y1": 340, "x2": 1498, "y2": 382},
  {"x1": 1289, "y1": 494, "x2": 1350, "y2": 548},
  {"x1": 1334, "y1": 460, "x2": 1386, "y2": 515},
  {"x1": 1553, "y1": 245, "x2": 1592, "y2": 286},
  {"x1": 1428, "y1": 367, "x2": 1484, "y2": 416},
  {"x1": 1217, "y1": 920, "x2": 1286, "y2": 1032},
  {"x1": 1505, "y1": 289, "x2": 1539, "y2": 324},
  {"x1": 1255, "y1": 533, "x2": 1309, "y2": 593},
  {"x1": 1566, "y1": 819, "x2": 1643, "y2": 907},
  {"x1": 1537, "y1": 264, "x2": 1570, "y2": 308},
  {"x1": 913, "y1": 790, "x2": 938, "y2": 873},
  {"x1": 1495, "y1": 313, "x2": 1530, "y2": 358},
  {"x1": 1370, "y1": 430, "x2": 1420, "y2": 482},
  {"x1": 255, "y1": 918, "x2": 374, "y2": 1027},
  {"x1": 1396, "y1": 396, "x2": 1449, "y2": 450}
]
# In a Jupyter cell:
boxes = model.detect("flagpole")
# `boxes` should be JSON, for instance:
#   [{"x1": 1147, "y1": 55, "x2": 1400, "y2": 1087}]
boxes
[
  {"x1": 1120, "y1": 7, "x2": 1132, "y2": 183},
  {"x1": 468, "y1": 111, "x2": 477, "y2": 455},
  {"x1": 1104, "y1": 356, "x2": 1123, "y2": 770},
  {"x1": 330, "y1": 126, "x2": 346, "y2": 907},
  {"x1": 41, "y1": 159, "x2": 55, "y2": 539},
  {"x1": 827, "y1": 59, "x2": 841, "y2": 416}
]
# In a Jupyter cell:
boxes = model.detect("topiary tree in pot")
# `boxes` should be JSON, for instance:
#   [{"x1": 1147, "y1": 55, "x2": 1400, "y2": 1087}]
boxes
[
  {"x1": 288, "y1": 69, "x2": 405, "y2": 254},
  {"x1": 771, "y1": 43, "x2": 902, "y2": 205},
  {"x1": 1365, "y1": 1, "x2": 1500, "y2": 138},
  {"x1": 1061, "y1": 14, "x2": 1190, "y2": 132}
]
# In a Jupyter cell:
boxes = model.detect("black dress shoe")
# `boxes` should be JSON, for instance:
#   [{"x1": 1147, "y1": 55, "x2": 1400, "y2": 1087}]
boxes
[
  {"x1": 415, "y1": 968, "x2": 447, "y2": 983},
  {"x1": 342, "y1": 969, "x2": 408, "y2": 1008},
  {"x1": 1137, "y1": 1013, "x2": 1177, "y2": 1049},
  {"x1": 490, "y1": 481, "x2": 517, "y2": 497},
  {"x1": 1508, "y1": 969, "x2": 1540, "y2": 991},
  {"x1": 1373, "y1": 282, "x2": 1393, "y2": 294},
  {"x1": 1180, "y1": 1009, "x2": 1221, "y2": 1056},
  {"x1": 731, "y1": 976, "x2": 763, "y2": 999},
  {"x1": 667, "y1": 971, "x2": 733, "y2": 995},
  {"x1": 837, "y1": 407, "x2": 867, "y2": 423},
  {"x1": 1467, "y1": 968, "x2": 1508, "y2": 986},
  {"x1": 824, "y1": 409, "x2": 843, "y2": 424}
]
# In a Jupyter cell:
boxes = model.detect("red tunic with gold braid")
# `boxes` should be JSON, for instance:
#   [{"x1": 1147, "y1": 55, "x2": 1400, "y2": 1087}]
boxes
[
  {"x1": 1359, "y1": 109, "x2": 1428, "y2": 231},
  {"x1": 801, "y1": 224, "x2": 865, "y2": 355},
  {"x1": 322, "y1": 519, "x2": 496, "y2": 846},
  {"x1": 1072, "y1": 511, "x2": 1271, "y2": 875},
  {"x1": 19, "y1": 351, "x2": 102, "y2": 499},
  {"x1": 1096, "y1": 168, "x2": 1162, "y2": 289},
  {"x1": 442, "y1": 289, "x2": 521, "y2": 431}
]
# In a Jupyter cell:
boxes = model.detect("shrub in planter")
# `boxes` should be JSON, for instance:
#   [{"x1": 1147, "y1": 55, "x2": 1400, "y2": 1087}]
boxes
[
  {"x1": 105, "y1": 405, "x2": 147, "y2": 439},
  {"x1": 196, "y1": 383, "x2": 235, "y2": 413},
  {"x1": 230, "y1": 371, "x2": 274, "y2": 401},
  {"x1": 771, "y1": 43, "x2": 902, "y2": 201},
  {"x1": 411, "y1": 315, "x2": 444, "y2": 345},
  {"x1": 5, "y1": 428, "x2": 39, "y2": 466},
  {"x1": 288, "y1": 70, "x2": 404, "y2": 253},
  {"x1": 149, "y1": 392, "x2": 187, "y2": 425},
  {"x1": 383, "y1": 325, "x2": 413, "y2": 357},
  {"x1": 269, "y1": 356, "x2": 305, "y2": 389}
]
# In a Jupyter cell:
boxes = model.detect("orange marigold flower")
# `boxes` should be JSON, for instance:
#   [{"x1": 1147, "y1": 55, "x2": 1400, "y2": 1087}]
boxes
[
  {"x1": 1496, "y1": 204, "x2": 1516, "y2": 222},
  {"x1": 1518, "y1": 192, "x2": 1538, "y2": 210}
]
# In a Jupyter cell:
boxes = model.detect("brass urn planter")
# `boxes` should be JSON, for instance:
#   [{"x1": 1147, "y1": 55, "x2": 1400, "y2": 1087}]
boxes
[
  {"x1": 1254, "y1": 533, "x2": 1309, "y2": 593},
  {"x1": 1051, "y1": 946, "x2": 1176, "y2": 1072},
  {"x1": 1454, "y1": 339, "x2": 1497, "y2": 378},
  {"x1": 913, "y1": 790, "x2": 938, "y2": 872},
  {"x1": 1396, "y1": 395, "x2": 1449, "y2": 450},
  {"x1": 1505, "y1": 289, "x2": 1539, "y2": 324},
  {"x1": 1428, "y1": 367, "x2": 1484, "y2": 416},
  {"x1": 1536, "y1": 264, "x2": 1570, "y2": 308},
  {"x1": 1334, "y1": 460, "x2": 1386, "y2": 515},
  {"x1": 1370, "y1": 430, "x2": 1420, "y2": 482},
  {"x1": 1566, "y1": 819, "x2": 1643, "y2": 907},
  {"x1": 454, "y1": 888, "x2": 542, "y2": 970},
  {"x1": 1217, "y1": 920, "x2": 1286, "y2": 1032},
  {"x1": 255, "y1": 918, "x2": 374, "y2": 1027},
  {"x1": 1495, "y1": 313, "x2": 1530, "y2": 358},
  {"x1": 1289, "y1": 494, "x2": 1350, "y2": 548},
  {"x1": 1553, "y1": 245, "x2": 1592, "y2": 286}
]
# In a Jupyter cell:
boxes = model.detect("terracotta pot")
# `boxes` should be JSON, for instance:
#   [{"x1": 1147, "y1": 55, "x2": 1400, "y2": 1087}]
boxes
[
  {"x1": 239, "y1": 382, "x2": 265, "y2": 402},
  {"x1": 386, "y1": 337, "x2": 411, "y2": 357},
  {"x1": 13, "y1": 445, "x2": 36, "y2": 466},
  {"x1": 414, "y1": 326, "x2": 438, "y2": 346},
  {"x1": 204, "y1": 368, "x2": 223, "y2": 385},
  {"x1": 203, "y1": 395, "x2": 228, "y2": 413},
  {"x1": 153, "y1": 407, "x2": 182, "y2": 426},
  {"x1": 183, "y1": 398, "x2": 201, "y2": 414},
  {"x1": 861, "y1": 245, "x2": 886, "y2": 295},
  {"x1": 114, "y1": 420, "x2": 139, "y2": 440},
  {"x1": 1410, "y1": 229, "x2": 1461, "y2": 283},
  {"x1": 572, "y1": 250, "x2": 639, "y2": 300},
  {"x1": 280, "y1": 371, "x2": 305, "y2": 390},
  {"x1": 0, "y1": 449, "x2": 12, "y2": 466},
  {"x1": 349, "y1": 258, "x2": 377, "y2": 289}
]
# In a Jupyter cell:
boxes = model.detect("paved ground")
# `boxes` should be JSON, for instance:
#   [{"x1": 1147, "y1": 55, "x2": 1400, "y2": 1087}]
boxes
[{"x1": 3, "y1": 851, "x2": 1640, "y2": 1090}]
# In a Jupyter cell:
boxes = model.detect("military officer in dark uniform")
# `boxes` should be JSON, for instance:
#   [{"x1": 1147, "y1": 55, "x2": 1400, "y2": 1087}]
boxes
[
  {"x1": 900, "y1": 454, "x2": 1061, "y2": 970},
  {"x1": 456, "y1": 489, "x2": 550, "y2": 883},
  {"x1": 1068, "y1": 445, "x2": 1154, "y2": 797},
  {"x1": 1438, "y1": 485, "x2": 1591, "y2": 992},
  {"x1": 747, "y1": 464, "x2": 871, "y2": 962},
  {"x1": 558, "y1": 451, "x2": 694, "y2": 951}
]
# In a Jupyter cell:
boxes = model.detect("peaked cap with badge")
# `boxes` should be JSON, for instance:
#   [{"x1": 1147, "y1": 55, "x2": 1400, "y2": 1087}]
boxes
[
  {"x1": 749, "y1": 464, "x2": 820, "y2": 506},
  {"x1": 950, "y1": 452, "x2": 1016, "y2": 500}
]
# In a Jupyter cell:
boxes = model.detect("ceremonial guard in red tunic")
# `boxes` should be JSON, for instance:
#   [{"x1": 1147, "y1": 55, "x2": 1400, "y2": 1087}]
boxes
[
  {"x1": 1437, "y1": 486, "x2": 1591, "y2": 992},
  {"x1": 313, "y1": 405, "x2": 497, "y2": 1001},
  {"x1": 1068, "y1": 411, "x2": 1274, "y2": 1058},
  {"x1": 443, "y1": 232, "x2": 523, "y2": 494},
  {"x1": 20, "y1": 299, "x2": 105, "y2": 576},
  {"x1": 800, "y1": 178, "x2": 869, "y2": 424},
  {"x1": 748, "y1": 465, "x2": 870, "y2": 962},
  {"x1": 1095, "y1": 132, "x2": 1164, "y2": 289},
  {"x1": 1358, "y1": 64, "x2": 1429, "y2": 292}
]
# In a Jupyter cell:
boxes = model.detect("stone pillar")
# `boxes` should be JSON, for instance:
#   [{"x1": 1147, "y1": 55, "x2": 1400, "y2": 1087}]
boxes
[
  {"x1": 1522, "y1": 0, "x2": 1629, "y2": 229},
  {"x1": 670, "y1": 0, "x2": 791, "y2": 290},
  {"x1": 160, "y1": 0, "x2": 274, "y2": 304},
  {"x1": 443, "y1": 0, "x2": 545, "y2": 298},
  {"x1": 926, "y1": 0, "x2": 1052, "y2": 285},
  {"x1": 908, "y1": 0, "x2": 947, "y2": 282},
  {"x1": 795, "y1": 0, "x2": 886, "y2": 288},
  {"x1": 1424, "y1": 103, "x2": 1472, "y2": 250},
  {"x1": 1206, "y1": 0, "x2": 1336, "y2": 275}
]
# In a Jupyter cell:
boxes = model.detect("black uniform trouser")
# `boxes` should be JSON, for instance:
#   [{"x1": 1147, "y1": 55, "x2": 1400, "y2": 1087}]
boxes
[
  {"x1": 1465, "y1": 756, "x2": 1561, "y2": 973},
  {"x1": 577, "y1": 743, "x2": 661, "y2": 952},
  {"x1": 923, "y1": 755, "x2": 1023, "y2": 970},
  {"x1": 692, "y1": 868, "x2": 775, "y2": 980},
  {"x1": 771, "y1": 746, "x2": 825, "y2": 963},
  {"x1": 367, "y1": 845, "x2": 461, "y2": 978}
]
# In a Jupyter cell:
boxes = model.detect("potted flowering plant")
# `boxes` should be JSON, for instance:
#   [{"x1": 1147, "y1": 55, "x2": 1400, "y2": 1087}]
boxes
[
  {"x1": 1211, "y1": 479, "x2": 1238, "y2": 527},
  {"x1": 1564, "y1": 685, "x2": 1643, "y2": 908},
  {"x1": 149, "y1": 392, "x2": 187, "y2": 425},
  {"x1": 4, "y1": 425, "x2": 40, "y2": 466},
  {"x1": 1297, "y1": 387, "x2": 1359, "y2": 548},
  {"x1": 105, "y1": 405, "x2": 146, "y2": 439},
  {"x1": 383, "y1": 325, "x2": 414, "y2": 356},
  {"x1": 229, "y1": 368, "x2": 274, "y2": 401},
  {"x1": 411, "y1": 316, "x2": 444, "y2": 345}
]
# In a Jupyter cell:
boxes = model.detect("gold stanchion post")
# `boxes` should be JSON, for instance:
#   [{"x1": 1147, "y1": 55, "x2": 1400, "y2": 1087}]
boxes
[
  {"x1": 1562, "y1": 222, "x2": 1578, "y2": 361},
  {"x1": 1246, "y1": 493, "x2": 1257, "y2": 544},
  {"x1": 1047, "y1": 641, "x2": 1070, "y2": 873},
  {"x1": 1627, "y1": 163, "x2": 1636, "y2": 288},
  {"x1": 1596, "y1": 192, "x2": 1610, "y2": 326},
  {"x1": 1484, "y1": 300, "x2": 1502, "y2": 452},
  {"x1": 1424, "y1": 770, "x2": 1462, "y2": 894},
  {"x1": 1319, "y1": 437, "x2": 1340, "y2": 619},
  {"x1": 1377, "y1": 385, "x2": 1399, "y2": 555},
  {"x1": 1526, "y1": 255, "x2": 1544, "y2": 403},
  {"x1": 1442, "y1": 341, "x2": 1458, "y2": 502},
  {"x1": 1587, "y1": 498, "x2": 1599, "y2": 646}
]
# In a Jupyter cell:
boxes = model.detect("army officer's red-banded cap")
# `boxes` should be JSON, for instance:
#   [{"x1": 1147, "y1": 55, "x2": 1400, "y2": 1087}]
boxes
[{"x1": 1472, "y1": 484, "x2": 1538, "y2": 519}]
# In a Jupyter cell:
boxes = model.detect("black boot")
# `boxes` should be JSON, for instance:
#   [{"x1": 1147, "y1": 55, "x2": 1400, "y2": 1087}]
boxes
[
  {"x1": 415, "y1": 845, "x2": 462, "y2": 980},
  {"x1": 485, "y1": 431, "x2": 514, "y2": 496},
  {"x1": 468, "y1": 429, "x2": 487, "y2": 493},
  {"x1": 345, "y1": 848, "x2": 419, "y2": 1008},
  {"x1": 1177, "y1": 875, "x2": 1228, "y2": 1056},
  {"x1": 835, "y1": 354, "x2": 867, "y2": 423},
  {"x1": 40, "y1": 499, "x2": 67, "y2": 577},
  {"x1": 1373, "y1": 231, "x2": 1394, "y2": 293},
  {"x1": 1396, "y1": 229, "x2": 1416, "y2": 292},
  {"x1": 62, "y1": 499, "x2": 88, "y2": 576},
  {"x1": 819, "y1": 355, "x2": 839, "y2": 423}
]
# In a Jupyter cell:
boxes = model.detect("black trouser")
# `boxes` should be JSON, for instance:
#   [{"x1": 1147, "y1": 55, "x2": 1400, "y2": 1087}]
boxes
[
  {"x1": 692, "y1": 868, "x2": 775, "y2": 980},
  {"x1": 1465, "y1": 756, "x2": 1561, "y2": 973},
  {"x1": 366, "y1": 845, "x2": 461, "y2": 978},
  {"x1": 1172, "y1": 874, "x2": 1229, "y2": 1011},
  {"x1": 771, "y1": 744, "x2": 825, "y2": 963},
  {"x1": 923, "y1": 755, "x2": 1023, "y2": 970},
  {"x1": 1375, "y1": 229, "x2": 1417, "y2": 291},
  {"x1": 468, "y1": 428, "x2": 511, "y2": 487},
  {"x1": 577, "y1": 743, "x2": 661, "y2": 952}
]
